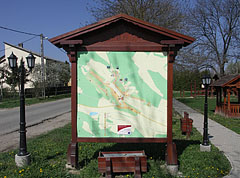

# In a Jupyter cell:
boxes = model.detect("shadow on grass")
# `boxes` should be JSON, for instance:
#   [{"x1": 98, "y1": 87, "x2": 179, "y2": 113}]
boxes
[{"x1": 78, "y1": 139, "x2": 201, "y2": 168}]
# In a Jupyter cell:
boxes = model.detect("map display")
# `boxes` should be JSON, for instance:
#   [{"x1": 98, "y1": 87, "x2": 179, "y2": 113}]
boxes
[{"x1": 77, "y1": 51, "x2": 168, "y2": 138}]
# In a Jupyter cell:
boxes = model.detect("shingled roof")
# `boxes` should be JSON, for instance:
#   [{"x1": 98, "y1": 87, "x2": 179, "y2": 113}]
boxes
[{"x1": 211, "y1": 74, "x2": 240, "y2": 87}]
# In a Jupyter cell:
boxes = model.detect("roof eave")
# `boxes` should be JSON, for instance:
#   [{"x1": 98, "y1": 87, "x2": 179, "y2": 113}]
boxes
[{"x1": 49, "y1": 14, "x2": 195, "y2": 47}]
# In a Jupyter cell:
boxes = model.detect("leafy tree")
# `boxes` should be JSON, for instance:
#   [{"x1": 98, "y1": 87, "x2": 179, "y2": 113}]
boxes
[
  {"x1": 58, "y1": 61, "x2": 70, "y2": 87},
  {"x1": 31, "y1": 62, "x2": 70, "y2": 97},
  {"x1": 31, "y1": 64, "x2": 42, "y2": 97},
  {"x1": 173, "y1": 67, "x2": 202, "y2": 91},
  {"x1": 0, "y1": 66, "x2": 4, "y2": 99},
  {"x1": 178, "y1": 0, "x2": 240, "y2": 76},
  {"x1": 3, "y1": 63, "x2": 30, "y2": 92},
  {"x1": 88, "y1": 0, "x2": 187, "y2": 31}
]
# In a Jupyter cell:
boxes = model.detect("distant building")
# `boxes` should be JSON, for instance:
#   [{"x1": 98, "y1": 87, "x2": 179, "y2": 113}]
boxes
[{"x1": 0, "y1": 42, "x2": 68, "y2": 89}]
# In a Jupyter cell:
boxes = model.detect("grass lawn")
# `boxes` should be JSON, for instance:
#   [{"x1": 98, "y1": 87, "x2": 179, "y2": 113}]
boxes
[
  {"x1": 177, "y1": 96, "x2": 240, "y2": 134},
  {"x1": 173, "y1": 91, "x2": 192, "y2": 98},
  {"x1": 0, "y1": 112, "x2": 231, "y2": 178},
  {"x1": 0, "y1": 93, "x2": 71, "y2": 109}
]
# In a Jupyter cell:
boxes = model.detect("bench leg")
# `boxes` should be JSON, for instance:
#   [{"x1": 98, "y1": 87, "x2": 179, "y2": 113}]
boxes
[
  {"x1": 134, "y1": 157, "x2": 142, "y2": 178},
  {"x1": 105, "y1": 157, "x2": 112, "y2": 178}
]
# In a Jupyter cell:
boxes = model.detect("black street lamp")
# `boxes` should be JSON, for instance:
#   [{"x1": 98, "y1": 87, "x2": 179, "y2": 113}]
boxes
[
  {"x1": 200, "y1": 75, "x2": 212, "y2": 151},
  {"x1": 8, "y1": 52, "x2": 35, "y2": 166}
]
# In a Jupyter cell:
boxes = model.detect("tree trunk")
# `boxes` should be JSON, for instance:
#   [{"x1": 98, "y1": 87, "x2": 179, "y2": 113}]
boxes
[{"x1": 220, "y1": 64, "x2": 225, "y2": 77}]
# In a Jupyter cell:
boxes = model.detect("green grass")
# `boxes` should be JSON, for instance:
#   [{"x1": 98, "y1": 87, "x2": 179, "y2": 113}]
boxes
[
  {"x1": 0, "y1": 112, "x2": 231, "y2": 178},
  {"x1": 177, "y1": 96, "x2": 240, "y2": 134},
  {"x1": 173, "y1": 91, "x2": 193, "y2": 98},
  {"x1": 0, "y1": 94, "x2": 71, "y2": 109}
]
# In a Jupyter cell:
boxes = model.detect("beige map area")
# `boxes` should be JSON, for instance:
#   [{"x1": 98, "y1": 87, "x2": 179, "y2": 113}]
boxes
[{"x1": 77, "y1": 52, "x2": 167, "y2": 137}]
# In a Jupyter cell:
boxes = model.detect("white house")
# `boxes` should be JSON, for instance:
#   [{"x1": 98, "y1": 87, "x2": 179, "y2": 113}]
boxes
[{"x1": 0, "y1": 42, "x2": 68, "y2": 89}]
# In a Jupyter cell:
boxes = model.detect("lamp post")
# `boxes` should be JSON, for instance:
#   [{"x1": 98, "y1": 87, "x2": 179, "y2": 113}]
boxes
[
  {"x1": 8, "y1": 52, "x2": 35, "y2": 166},
  {"x1": 200, "y1": 75, "x2": 212, "y2": 152}
]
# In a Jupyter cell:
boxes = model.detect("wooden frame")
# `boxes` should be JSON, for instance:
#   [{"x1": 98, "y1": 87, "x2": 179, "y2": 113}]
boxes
[{"x1": 50, "y1": 14, "x2": 195, "y2": 168}]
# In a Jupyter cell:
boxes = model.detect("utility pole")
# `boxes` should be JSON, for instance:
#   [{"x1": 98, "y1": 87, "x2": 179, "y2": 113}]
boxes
[{"x1": 40, "y1": 34, "x2": 45, "y2": 98}]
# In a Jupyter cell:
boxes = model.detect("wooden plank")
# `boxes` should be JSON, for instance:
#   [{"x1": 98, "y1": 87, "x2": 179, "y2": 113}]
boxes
[
  {"x1": 160, "y1": 40, "x2": 184, "y2": 45},
  {"x1": 77, "y1": 137, "x2": 167, "y2": 143},
  {"x1": 77, "y1": 44, "x2": 165, "y2": 52},
  {"x1": 60, "y1": 40, "x2": 83, "y2": 45}
]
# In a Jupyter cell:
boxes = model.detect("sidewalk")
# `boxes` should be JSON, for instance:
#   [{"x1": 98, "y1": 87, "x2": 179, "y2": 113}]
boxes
[{"x1": 173, "y1": 99, "x2": 240, "y2": 178}]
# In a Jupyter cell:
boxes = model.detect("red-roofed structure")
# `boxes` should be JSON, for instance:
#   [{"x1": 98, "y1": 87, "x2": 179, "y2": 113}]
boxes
[{"x1": 211, "y1": 74, "x2": 240, "y2": 118}]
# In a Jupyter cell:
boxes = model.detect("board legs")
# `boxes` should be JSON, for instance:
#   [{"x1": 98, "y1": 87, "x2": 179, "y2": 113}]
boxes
[
  {"x1": 166, "y1": 142, "x2": 178, "y2": 165},
  {"x1": 67, "y1": 141, "x2": 79, "y2": 168}
]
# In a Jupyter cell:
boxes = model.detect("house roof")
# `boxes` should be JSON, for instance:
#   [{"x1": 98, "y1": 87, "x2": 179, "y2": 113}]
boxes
[
  {"x1": 49, "y1": 13, "x2": 195, "y2": 48},
  {"x1": 0, "y1": 55, "x2": 5, "y2": 64},
  {"x1": 3, "y1": 42, "x2": 65, "y2": 63},
  {"x1": 211, "y1": 74, "x2": 240, "y2": 87}
]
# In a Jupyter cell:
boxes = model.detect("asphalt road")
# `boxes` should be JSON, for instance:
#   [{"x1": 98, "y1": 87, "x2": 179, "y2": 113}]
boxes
[{"x1": 0, "y1": 98, "x2": 71, "y2": 135}]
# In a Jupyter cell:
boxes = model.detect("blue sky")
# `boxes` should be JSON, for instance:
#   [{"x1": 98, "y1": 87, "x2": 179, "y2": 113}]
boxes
[{"x1": 0, "y1": 0, "x2": 97, "y2": 62}]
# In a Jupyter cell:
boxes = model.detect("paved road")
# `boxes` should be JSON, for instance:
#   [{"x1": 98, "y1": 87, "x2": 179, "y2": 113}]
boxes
[
  {"x1": 173, "y1": 98, "x2": 240, "y2": 178},
  {"x1": 0, "y1": 98, "x2": 71, "y2": 135}
]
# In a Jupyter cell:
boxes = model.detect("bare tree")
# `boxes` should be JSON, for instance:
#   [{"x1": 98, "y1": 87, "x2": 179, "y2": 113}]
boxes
[
  {"x1": 179, "y1": 0, "x2": 240, "y2": 76},
  {"x1": 225, "y1": 61, "x2": 240, "y2": 74},
  {"x1": 88, "y1": 0, "x2": 187, "y2": 31}
]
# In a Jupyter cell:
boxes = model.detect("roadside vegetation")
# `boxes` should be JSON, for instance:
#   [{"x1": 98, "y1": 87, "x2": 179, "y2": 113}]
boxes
[
  {"x1": 0, "y1": 93, "x2": 71, "y2": 109},
  {"x1": 176, "y1": 94, "x2": 240, "y2": 134},
  {"x1": 0, "y1": 112, "x2": 231, "y2": 178}
]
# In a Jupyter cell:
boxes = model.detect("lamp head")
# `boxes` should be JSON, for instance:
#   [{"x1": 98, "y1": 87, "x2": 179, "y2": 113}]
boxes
[
  {"x1": 8, "y1": 52, "x2": 18, "y2": 69},
  {"x1": 202, "y1": 75, "x2": 211, "y2": 85},
  {"x1": 26, "y1": 53, "x2": 36, "y2": 69}
]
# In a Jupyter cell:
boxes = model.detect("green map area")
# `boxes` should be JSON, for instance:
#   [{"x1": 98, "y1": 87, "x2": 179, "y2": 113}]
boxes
[{"x1": 77, "y1": 51, "x2": 168, "y2": 138}]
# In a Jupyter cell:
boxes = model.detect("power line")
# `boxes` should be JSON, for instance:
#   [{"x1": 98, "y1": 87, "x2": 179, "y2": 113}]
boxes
[
  {"x1": 0, "y1": 25, "x2": 40, "y2": 36},
  {"x1": 0, "y1": 36, "x2": 38, "y2": 53}
]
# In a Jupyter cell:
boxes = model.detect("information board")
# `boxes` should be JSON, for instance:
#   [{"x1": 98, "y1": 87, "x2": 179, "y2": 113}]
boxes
[{"x1": 77, "y1": 51, "x2": 167, "y2": 138}]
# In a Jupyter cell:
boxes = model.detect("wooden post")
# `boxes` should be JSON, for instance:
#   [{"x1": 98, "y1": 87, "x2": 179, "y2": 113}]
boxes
[
  {"x1": 166, "y1": 51, "x2": 177, "y2": 166},
  {"x1": 227, "y1": 89, "x2": 231, "y2": 115},
  {"x1": 194, "y1": 81, "x2": 196, "y2": 97},
  {"x1": 223, "y1": 88, "x2": 227, "y2": 114},
  {"x1": 211, "y1": 87, "x2": 214, "y2": 97},
  {"x1": 220, "y1": 88, "x2": 222, "y2": 105},
  {"x1": 238, "y1": 89, "x2": 240, "y2": 104},
  {"x1": 216, "y1": 87, "x2": 219, "y2": 112},
  {"x1": 67, "y1": 50, "x2": 79, "y2": 168},
  {"x1": 105, "y1": 157, "x2": 112, "y2": 178},
  {"x1": 190, "y1": 83, "x2": 192, "y2": 97}
]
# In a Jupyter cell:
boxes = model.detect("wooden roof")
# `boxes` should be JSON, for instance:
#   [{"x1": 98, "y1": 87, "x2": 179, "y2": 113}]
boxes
[
  {"x1": 211, "y1": 74, "x2": 240, "y2": 87},
  {"x1": 49, "y1": 14, "x2": 195, "y2": 51}
]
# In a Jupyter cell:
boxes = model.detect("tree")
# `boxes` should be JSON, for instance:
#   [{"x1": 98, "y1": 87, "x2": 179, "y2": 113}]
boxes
[
  {"x1": 3, "y1": 63, "x2": 30, "y2": 92},
  {"x1": 58, "y1": 61, "x2": 71, "y2": 87},
  {"x1": 225, "y1": 60, "x2": 240, "y2": 74},
  {"x1": 0, "y1": 66, "x2": 4, "y2": 99},
  {"x1": 88, "y1": 0, "x2": 187, "y2": 31},
  {"x1": 178, "y1": 0, "x2": 240, "y2": 76},
  {"x1": 31, "y1": 64, "x2": 42, "y2": 97},
  {"x1": 31, "y1": 62, "x2": 70, "y2": 97}
]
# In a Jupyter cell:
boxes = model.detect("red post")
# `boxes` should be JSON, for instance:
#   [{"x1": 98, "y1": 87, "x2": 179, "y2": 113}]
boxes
[
  {"x1": 67, "y1": 50, "x2": 79, "y2": 168},
  {"x1": 194, "y1": 81, "x2": 196, "y2": 97},
  {"x1": 190, "y1": 83, "x2": 192, "y2": 97},
  {"x1": 166, "y1": 51, "x2": 177, "y2": 165}
]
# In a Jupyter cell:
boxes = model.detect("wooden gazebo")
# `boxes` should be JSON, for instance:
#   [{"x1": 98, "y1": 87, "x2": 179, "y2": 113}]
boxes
[{"x1": 211, "y1": 74, "x2": 240, "y2": 118}]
